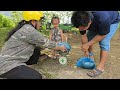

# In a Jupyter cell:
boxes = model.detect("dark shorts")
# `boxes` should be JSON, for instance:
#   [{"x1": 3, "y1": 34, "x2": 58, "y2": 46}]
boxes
[
  {"x1": 87, "y1": 23, "x2": 119, "y2": 51},
  {"x1": 0, "y1": 65, "x2": 42, "y2": 79}
]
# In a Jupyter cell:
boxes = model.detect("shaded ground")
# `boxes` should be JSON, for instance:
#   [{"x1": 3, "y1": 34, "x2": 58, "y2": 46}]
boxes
[{"x1": 32, "y1": 33, "x2": 120, "y2": 79}]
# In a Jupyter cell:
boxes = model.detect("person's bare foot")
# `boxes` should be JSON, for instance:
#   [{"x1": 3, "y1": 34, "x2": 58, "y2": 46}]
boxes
[
  {"x1": 96, "y1": 65, "x2": 104, "y2": 72},
  {"x1": 87, "y1": 63, "x2": 104, "y2": 77},
  {"x1": 87, "y1": 68, "x2": 104, "y2": 77}
]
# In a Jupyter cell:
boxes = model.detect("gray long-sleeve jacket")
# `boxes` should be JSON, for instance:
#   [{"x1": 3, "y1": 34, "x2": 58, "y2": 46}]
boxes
[{"x1": 0, "y1": 24, "x2": 56, "y2": 75}]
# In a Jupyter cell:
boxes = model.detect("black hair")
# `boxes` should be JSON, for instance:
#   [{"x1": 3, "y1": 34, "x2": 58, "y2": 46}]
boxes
[
  {"x1": 5, "y1": 20, "x2": 34, "y2": 41},
  {"x1": 51, "y1": 16, "x2": 60, "y2": 24},
  {"x1": 71, "y1": 11, "x2": 92, "y2": 28}
]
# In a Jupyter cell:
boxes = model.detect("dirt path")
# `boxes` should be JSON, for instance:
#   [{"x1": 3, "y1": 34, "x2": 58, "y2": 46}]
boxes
[{"x1": 32, "y1": 33, "x2": 120, "y2": 79}]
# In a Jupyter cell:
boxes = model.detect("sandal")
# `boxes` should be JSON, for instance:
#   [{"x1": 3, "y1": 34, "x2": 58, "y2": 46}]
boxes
[{"x1": 87, "y1": 68, "x2": 104, "y2": 77}]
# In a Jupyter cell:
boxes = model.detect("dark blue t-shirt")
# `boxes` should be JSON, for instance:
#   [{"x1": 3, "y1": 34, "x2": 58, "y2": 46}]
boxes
[{"x1": 88, "y1": 11, "x2": 120, "y2": 35}]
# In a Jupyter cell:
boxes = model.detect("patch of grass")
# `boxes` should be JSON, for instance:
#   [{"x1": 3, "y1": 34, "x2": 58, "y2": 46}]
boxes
[
  {"x1": 0, "y1": 27, "x2": 13, "y2": 49},
  {"x1": 42, "y1": 72, "x2": 56, "y2": 79},
  {"x1": 39, "y1": 68, "x2": 56, "y2": 79},
  {"x1": 32, "y1": 65, "x2": 56, "y2": 79}
]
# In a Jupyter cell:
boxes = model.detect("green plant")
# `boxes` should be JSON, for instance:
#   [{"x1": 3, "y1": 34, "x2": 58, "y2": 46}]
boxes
[
  {"x1": 70, "y1": 27, "x2": 80, "y2": 34},
  {"x1": 0, "y1": 27, "x2": 13, "y2": 48},
  {"x1": 39, "y1": 29, "x2": 50, "y2": 38},
  {"x1": 59, "y1": 24, "x2": 72, "y2": 33},
  {"x1": 0, "y1": 14, "x2": 15, "y2": 28},
  {"x1": 11, "y1": 11, "x2": 23, "y2": 25}
]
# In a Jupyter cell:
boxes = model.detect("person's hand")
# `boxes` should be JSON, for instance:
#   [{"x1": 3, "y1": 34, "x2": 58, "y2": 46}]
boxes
[
  {"x1": 84, "y1": 51, "x2": 89, "y2": 57},
  {"x1": 54, "y1": 46, "x2": 66, "y2": 52},
  {"x1": 81, "y1": 43, "x2": 90, "y2": 52},
  {"x1": 59, "y1": 46, "x2": 67, "y2": 52}
]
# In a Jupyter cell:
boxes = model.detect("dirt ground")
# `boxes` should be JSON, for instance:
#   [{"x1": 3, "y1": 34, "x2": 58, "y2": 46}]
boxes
[{"x1": 32, "y1": 32, "x2": 120, "y2": 79}]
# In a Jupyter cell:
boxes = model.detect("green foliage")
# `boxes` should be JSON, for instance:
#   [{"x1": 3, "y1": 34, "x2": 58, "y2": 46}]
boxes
[
  {"x1": 10, "y1": 11, "x2": 23, "y2": 24},
  {"x1": 0, "y1": 14, "x2": 15, "y2": 28},
  {"x1": 0, "y1": 27, "x2": 13, "y2": 48},
  {"x1": 70, "y1": 27, "x2": 80, "y2": 34},
  {"x1": 39, "y1": 29, "x2": 50, "y2": 38},
  {"x1": 118, "y1": 23, "x2": 120, "y2": 29},
  {"x1": 59, "y1": 24, "x2": 73, "y2": 33},
  {"x1": 41, "y1": 25, "x2": 46, "y2": 30}
]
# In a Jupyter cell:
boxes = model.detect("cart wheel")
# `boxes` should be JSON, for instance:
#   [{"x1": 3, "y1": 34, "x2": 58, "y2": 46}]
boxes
[{"x1": 59, "y1": 56, "x2": 67, "y2": 65}]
